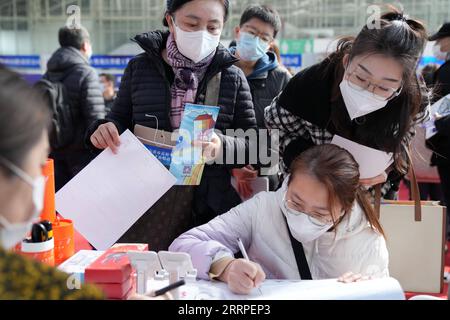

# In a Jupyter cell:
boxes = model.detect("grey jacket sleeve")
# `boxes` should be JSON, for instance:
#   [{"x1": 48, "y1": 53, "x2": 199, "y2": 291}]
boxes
[{"x1": 80, "y1": 67, "x2": 106, "y2": 128}]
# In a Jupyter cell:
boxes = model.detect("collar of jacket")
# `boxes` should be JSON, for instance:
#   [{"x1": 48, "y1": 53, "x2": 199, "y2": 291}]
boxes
[
  {"x1": 46, "y1": 46, "x2": 90, "y2": 79},
  {"x1": 228, "y1": 47, "x2": 279, "y2": 81},
  {"x1": 277, "y1": 57, "x2": 338, "y2": 128},
  {"x1": 132, "y1": 30, "x2": 239, "y2": 76}
]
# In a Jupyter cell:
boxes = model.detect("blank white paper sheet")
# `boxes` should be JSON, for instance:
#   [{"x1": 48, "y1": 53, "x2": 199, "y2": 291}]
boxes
[
  {"x1": 331, "y1": 135, "x2": 394, "y2": 179},
  {"x1": 56, "y1": 130, "x2": 177, "y2": 250}
]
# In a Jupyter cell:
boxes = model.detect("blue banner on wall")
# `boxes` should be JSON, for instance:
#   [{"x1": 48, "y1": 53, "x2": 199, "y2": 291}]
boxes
[
  {"x1": 280, "y1": 54, "x2": 302, "y2": 68},
  {"x1": 0, "y1": 55, "x2": 41, "y2": 69},
  {"x1": 90, "y1": 55, "x2": 133, "y2": 69}
]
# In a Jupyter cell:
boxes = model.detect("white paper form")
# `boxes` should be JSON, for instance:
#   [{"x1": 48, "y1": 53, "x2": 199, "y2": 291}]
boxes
[
  {"x1": 331, "y1": 135, "x2": 394, "y2": 179},
  {"x1": 175, "y1": 278, "x2": 405, "y2": 300},
  {"x1": 56, "y1": 130, "x2": 177, "y2": 250},
  {"x1": 424, "y1": 95, "x2": 450, "y2": 140}
]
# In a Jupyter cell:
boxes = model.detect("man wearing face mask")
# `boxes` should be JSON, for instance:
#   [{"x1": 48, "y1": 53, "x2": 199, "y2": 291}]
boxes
[
  {"x1": 99, "y1": 73, "x2": 117, "y2": 114},
  {"x1": 430, "y1": 23, "x2": 450, "y2": 99},
  {"x1": 44, "y1": 26, "x2": 106, "y2": 192},
  {"x1": 229, "y1": 5, "x2": 292, "y2": 196},
  {"x1": 428, "y1": 23, "x2": 450, "y2": 241}
]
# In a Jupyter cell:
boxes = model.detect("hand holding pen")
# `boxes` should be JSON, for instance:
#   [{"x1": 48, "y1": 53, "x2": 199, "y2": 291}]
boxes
[{"x1": 217, "y1": 238, "x2": 266, "y2": 295}]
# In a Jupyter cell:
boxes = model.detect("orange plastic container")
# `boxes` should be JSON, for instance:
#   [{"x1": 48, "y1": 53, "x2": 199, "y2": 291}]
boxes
[
  {"x1": 41, "y1": 159, "x2": 56, "y2": 223},
  {"x1": 53, "y1": 218, "x2": 75, "y2": 265},
  {"x1": 21, "y1": 239, "x2": 55, "y2": 266}
]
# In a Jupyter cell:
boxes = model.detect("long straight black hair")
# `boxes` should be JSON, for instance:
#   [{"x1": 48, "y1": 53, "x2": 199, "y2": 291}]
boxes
[{"x1": 327, "y1": 7, "x2": 429, "y2": 174}]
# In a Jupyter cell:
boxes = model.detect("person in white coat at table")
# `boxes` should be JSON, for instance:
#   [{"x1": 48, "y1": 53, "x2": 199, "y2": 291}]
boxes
[{"x1": 170, "y1": 144, "x2": 389, "y2": 295}]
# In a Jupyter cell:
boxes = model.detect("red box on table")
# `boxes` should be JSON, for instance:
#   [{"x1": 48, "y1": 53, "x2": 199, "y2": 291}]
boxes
[{"x1": 85, "y1": 243, "x2": 148, "y2": 299}]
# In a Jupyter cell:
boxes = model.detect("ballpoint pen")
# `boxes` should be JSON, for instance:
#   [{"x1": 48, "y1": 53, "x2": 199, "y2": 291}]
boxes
[{"x1": 237, "y1": 238, "x2": 263, "y2": 295}]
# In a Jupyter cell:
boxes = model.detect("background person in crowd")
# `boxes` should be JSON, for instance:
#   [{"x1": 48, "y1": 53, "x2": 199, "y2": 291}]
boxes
[
  {"x1": 404, "y1": 64, "x2": 443, "y2": 203},
  {"x1": 99, "y1": 73, "x2": 117, "y2": 114},
  {"x1": 229, "y1": 5, "x2": 292, "y2": 197},
  {"x1": 430, "y1": 22, "x2": 450, "y2": 99},
  {"x1": 170, "y1": 144, "x2": 388, "y2": 295},
  {"x1": 265, "y1": 8, "x2": 429, "y2": 201},
  {"x1": 428, "y1": 23, "x2": 450, "y2": 240},
  {"x1": 43, "y1": 26, "x2": 105, "y2": 192},
  {"x1": 87, "y1": 0, "x2": 259, "y2": 251},
  {"x1": 421, "y1": 64, "x2": 439, "y2": 88}
]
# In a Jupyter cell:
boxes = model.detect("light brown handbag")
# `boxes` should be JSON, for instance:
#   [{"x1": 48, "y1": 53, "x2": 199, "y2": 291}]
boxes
[{"x1": 376, "y1": 149, "x2": 447, "y2": 293}]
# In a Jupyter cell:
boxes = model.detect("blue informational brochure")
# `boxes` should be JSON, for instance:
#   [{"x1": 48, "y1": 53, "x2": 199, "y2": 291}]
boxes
[{"x1": 169, "y1": 104, "x2": 220, "y2": 185}]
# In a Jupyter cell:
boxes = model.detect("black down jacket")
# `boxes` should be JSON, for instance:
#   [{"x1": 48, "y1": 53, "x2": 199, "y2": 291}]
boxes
[
  {"x1": 86, "y1": 30, "x2": 258, "y2": 224},
  {"x1": 46, "y1": 46, "x2": 105, "y2": 151}
]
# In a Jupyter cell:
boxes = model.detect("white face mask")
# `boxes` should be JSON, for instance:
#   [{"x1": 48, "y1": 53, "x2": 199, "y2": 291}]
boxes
[
  {"x1": 99, "y1": 82, "x2": 106, "y2": 93},
  {"x1": 84, "y1": 42, "x2": 93, "y2": 61},
  {"x1": 339, "y1": 79, "x2": 388, "y2": 120},
  {"x1": 172, "y1": 18, "x2": 221, "y2": 63},
  {"x1": 0, "y1": 157, "x2": 45, "y2": 249},
  {"x1": 433, "y1": 43, "x2": 448, "y2": 61},
  {"x1": 281, "y1": 192, "x2": 333, "y2": 243}
]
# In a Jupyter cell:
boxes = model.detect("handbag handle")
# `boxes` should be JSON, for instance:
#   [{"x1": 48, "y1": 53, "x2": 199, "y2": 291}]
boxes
[
  {"x1": 406, "y1": 147, "x2": 422, "y2": 222},
  {"x1": 373, "y1": 147, "x2": 422, "y2": 222}
]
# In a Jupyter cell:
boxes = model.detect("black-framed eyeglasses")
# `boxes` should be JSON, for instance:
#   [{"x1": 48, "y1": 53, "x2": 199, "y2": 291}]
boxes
[
  {"x1": 241, "y1": 25, "x2": 274, "y2": 44},
  {"x1": 346, "y1": 65, "x2": 403, "y2": 102}
]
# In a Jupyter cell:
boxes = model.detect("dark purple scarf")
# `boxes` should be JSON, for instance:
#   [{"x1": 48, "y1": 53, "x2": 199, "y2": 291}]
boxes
[{"x1": 166, "y1": 33, "x2": 215, "y2": 129}]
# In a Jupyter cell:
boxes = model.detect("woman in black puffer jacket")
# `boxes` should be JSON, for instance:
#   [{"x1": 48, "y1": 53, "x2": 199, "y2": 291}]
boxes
[{"x1": 86, "y1": 0, "x2": 258, "y2": 251}]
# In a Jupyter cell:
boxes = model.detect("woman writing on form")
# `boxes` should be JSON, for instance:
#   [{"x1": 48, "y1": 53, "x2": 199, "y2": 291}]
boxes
[{"x1": 170, "y1": 144, "x2": 388, "y2": 295}]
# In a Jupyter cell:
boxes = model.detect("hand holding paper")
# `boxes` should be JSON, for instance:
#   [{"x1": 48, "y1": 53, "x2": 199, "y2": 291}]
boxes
[
  {"x1": 56, "y1": 130, "x2": 176, "y2": 250},
  {"x1": 90, "y1": 122, "x2": 121, "y2": 154}
]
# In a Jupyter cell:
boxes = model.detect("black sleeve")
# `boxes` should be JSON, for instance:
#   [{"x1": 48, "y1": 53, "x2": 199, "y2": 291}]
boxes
[
  {"x1": 216, "y1": 69, "x2": 259, "y2": 169},
  {"x1": 435, "y1": 114, "x2": 450, "y2": 137},
  {"x1": 435, "y1": 64, "x2": 450, "y2": 99},
  {"x1": 283, "y1": 137, "x2": 315, "y2": 172},
  {"x1": 85, "y1": 59, "x2": 134, "y2": 150}
]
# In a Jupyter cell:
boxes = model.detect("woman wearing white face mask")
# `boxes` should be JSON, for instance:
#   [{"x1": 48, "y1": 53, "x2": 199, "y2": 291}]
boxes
[
  {"x1": 170, "y1": 144, "x2": 388, "y2": 295},
  {"x1": 87, "y1": 0, "x2": 259, "y2": 251},
  {"x1": 265, "y1": 8, "x2": 429, "y2": 199},
  {"x1": 0, "y1": 67, "x2": 173, "y2": 301},
  {"x1": 0, "y1": 67, "x2": 106, "y2": 299}
]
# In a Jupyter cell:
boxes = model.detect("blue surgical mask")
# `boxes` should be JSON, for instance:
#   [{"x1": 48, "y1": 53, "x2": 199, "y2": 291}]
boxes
[{"x1": 236, "y1": 32, "x2": 269, "y2": 62}]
